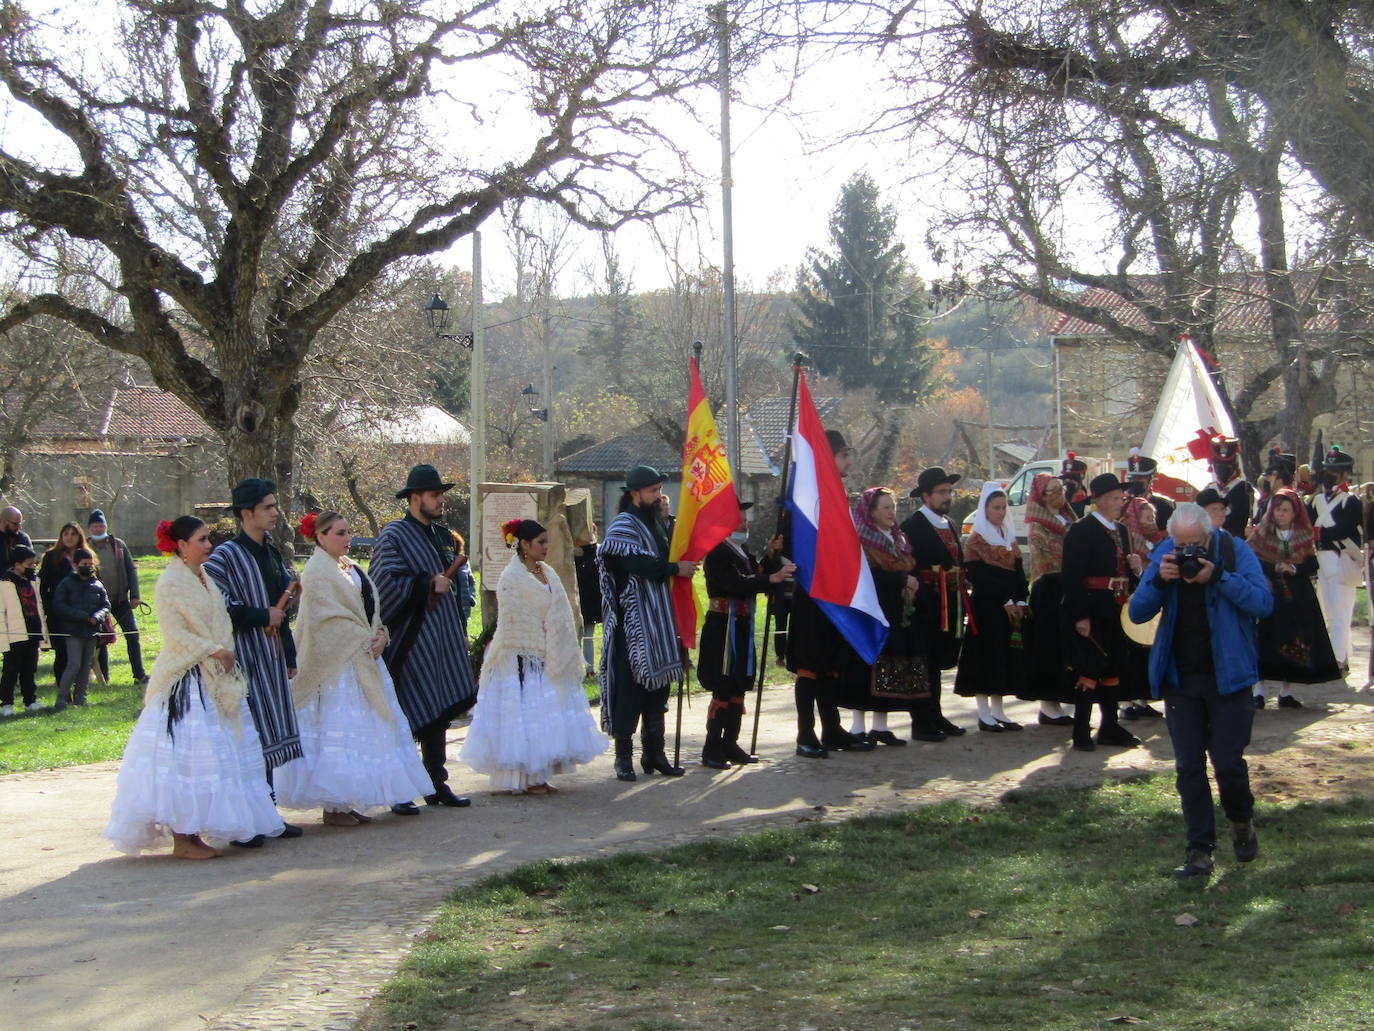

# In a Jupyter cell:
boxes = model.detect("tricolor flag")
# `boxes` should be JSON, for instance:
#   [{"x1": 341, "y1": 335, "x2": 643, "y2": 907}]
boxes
[
  {"x1": 784, "y1": 371, "x2": 888, "y2": 664},
  {"x1": 669, "y1": 355, "x2": 741, "y2": 648}
]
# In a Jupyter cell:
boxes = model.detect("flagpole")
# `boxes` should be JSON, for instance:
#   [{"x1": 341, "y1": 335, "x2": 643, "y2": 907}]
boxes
[{"x1": 750, "y1": 352, "x2": 807, "y2": 755}]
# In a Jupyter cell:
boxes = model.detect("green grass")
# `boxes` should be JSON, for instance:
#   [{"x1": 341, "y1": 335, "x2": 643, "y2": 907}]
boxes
[{"x1": 370, "y1": 778, "x2": 1374, "y2": 1031}]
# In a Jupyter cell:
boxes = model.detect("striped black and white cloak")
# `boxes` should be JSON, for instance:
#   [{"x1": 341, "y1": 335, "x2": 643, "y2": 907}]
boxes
[
  {"x1": 371, "y1": 518, "x2": 478, "y2": 731},
  {"x1": 203, "y1": 538, "x2": 303, "y2": 768}
]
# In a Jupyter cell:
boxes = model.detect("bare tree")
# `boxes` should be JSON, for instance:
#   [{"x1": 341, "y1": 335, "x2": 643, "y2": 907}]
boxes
[{"x1": 0, "y1": 0, "x2": 751, "y2": 514}]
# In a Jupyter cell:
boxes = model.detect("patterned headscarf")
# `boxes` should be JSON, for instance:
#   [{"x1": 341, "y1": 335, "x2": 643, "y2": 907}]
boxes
[
  {"x1": 853, "y1": 487, "x2": 913, "y2": 570},
  {"x1": 1249, "y1": 487, "x2": 1315, "y2": 566},
  {"x1": 1026, "y1": 474, "x2": 1073, "y2": 581}
]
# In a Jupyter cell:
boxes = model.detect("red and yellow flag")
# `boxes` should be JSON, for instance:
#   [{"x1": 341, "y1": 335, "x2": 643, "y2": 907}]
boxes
[{"x1": 669, "y1": 356, "x2": 740, "y2": 648}]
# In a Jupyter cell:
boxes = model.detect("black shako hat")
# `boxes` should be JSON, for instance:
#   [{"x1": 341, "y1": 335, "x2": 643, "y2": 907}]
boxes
[
  {"x1": 1325, "y1": 446, "x2": 1355, "y2": 472},
  {"x1": 87, "y1": 509, "x2": 107, "y2": 526},
  {"x1": 1266, "y1": 448, "x2": 1297, "y2": 476},
  {"x1": 624, "y1": 465, "x2": 664, "y2": 491},
  {"x1": 1089, "y1": 472, "x2": 1125, "y2": 499},
  {"x1": 1061, "y1": 452, "x2": 1088, "y2": 478},
  {"x1": 1210, "y1": 436, "x2": 1241, "y2": 462},
  {"x1": 395, "y1": 464, "x2": 454, "y2": 499},
  {"x1": 910, "y1": 466, "x2": 961, "y2": 498},
  {"x1": 231, "y1": 477, "x2": 277, "y2": 511},
  {"x1": 1196, "y1": 488, "x2": 1224, "y2": 508},
  {"x1": 1126, "y1": 449, "x2": 1158, "y2": 478}
]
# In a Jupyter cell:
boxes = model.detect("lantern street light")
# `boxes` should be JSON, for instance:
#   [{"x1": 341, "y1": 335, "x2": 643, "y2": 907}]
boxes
[{"x1": 426, "y1": 293, "x2": 474, "y2": 349}]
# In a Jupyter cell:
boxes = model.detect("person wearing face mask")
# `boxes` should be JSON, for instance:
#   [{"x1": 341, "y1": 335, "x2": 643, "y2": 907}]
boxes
[
  {"x1": 39, "y1": 521, "x2": 88, "y2": 686},
  {"x1": 697, "y1": 501, "x2": 792, "y2": 769},
  {"x1": 460, "y1": 518, "x2": 606, "y2": 794},
  {"x1": 1, "y1": 545, "x2": 45, "y2": 715},
  {"x1": 1311, "y1": 445, "x2": 1363, "y2": 673},
  {"x1": 273, "y1": 512, "x2": 433, "y2": 825},
  {"x1": 597, "y1": 465, "x2": 699, "y2": 781},
  {"x1": 87, "y1": 510, "x2": 148, "y2": 688},
  {"x1": 50, "y1": 546, "x2": 111, "y2": 710}
]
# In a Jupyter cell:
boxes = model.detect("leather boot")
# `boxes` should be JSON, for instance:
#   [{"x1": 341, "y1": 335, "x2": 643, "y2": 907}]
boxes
[
  {"x1": 640, "y1": 708, "x2": 685, "y2": 776},
  {"x1": 613, "y1": 735, "x2": 637, "y2": 782},
  {"x1": 720, "y1": 708, "x2": 758, "y2": 766},
  {"x1": 701, "y1": 713, "x2": 731, "y2": 769}
]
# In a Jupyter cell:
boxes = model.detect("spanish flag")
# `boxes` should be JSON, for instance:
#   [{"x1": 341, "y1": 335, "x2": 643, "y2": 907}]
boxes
[{"x1": 669, "y1": 355, "x2": 741, "y2": 648}]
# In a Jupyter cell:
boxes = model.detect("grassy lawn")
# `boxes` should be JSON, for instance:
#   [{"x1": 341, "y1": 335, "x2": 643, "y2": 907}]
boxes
[{"x1": 370, "y1": 777, "x2": 1374, "y2": 1031}]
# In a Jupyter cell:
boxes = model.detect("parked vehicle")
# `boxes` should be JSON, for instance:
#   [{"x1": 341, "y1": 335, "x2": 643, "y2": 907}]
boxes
[{"x1": 959, "y1": 457, "x2": 1108, "y2": 545}]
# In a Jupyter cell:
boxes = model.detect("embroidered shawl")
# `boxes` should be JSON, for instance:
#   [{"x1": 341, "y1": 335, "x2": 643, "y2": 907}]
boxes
[
  {"x1": 1026, "y1": 474, "x2": 1074, "y2": 581},
  {"x1": 145, "y1": 557, "x2": 245, "y2": 738},
  {"x1": 597, "y1": 509, "x2": 683, "y2": 728},
  {"x1": 371, "y1": 517, "x2": 478, "y2": 730},
  {"x1": 1250, "y1": 487, "x2": 1316, "y2": 566},
  {"x1": 483, "y1": 553, "x2": 586, "y2": 707},
  {"x1": 204, "y1": 538, "x2": 301, "y2": 766},
  {"x1": 964, "y1": 530, "x2": 1022, "y2": 571},
  {"x1": 293, "y1": 548, "x2": 391, "y2": 722}
]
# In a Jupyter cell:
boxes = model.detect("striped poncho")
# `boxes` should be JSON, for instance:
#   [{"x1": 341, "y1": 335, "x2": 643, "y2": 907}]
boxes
[
  {"x1": 370, "y1": 517, "x2": 477, "y2": 731},
  {"x1": 203, "y1": 537, "x2": 302, "y2": 768}
]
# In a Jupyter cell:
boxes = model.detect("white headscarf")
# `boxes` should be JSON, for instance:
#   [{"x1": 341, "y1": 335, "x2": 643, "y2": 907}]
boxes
[{"x1": 970, "y1": 481, "x2": 1015, "y2": 548}]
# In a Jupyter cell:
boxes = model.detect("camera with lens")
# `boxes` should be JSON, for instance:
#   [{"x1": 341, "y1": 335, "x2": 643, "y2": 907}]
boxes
[{"x1": 1175, "y1": 544, "x2": 1208, "y2": 580}]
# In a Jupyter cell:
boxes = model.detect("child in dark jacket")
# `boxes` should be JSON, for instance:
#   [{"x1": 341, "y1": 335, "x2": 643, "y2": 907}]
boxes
[
  {"x1": 51, "y1": 547, "x2": 111, "y2": 709},
  {"x1": 1, "y1": 545, "x2": 44, "y2": 714}
]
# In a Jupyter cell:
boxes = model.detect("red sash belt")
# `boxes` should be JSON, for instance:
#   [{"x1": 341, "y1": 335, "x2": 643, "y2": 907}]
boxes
[
  {"x1": 1083, "y1": 576, "x2": 1131, "y2": 604},
  {"x1": 916, "y1": 568, "x2": 977, "y2": 635},
  {"x1": 708, "y1": 598, "x2": 751, "y2": 616}
]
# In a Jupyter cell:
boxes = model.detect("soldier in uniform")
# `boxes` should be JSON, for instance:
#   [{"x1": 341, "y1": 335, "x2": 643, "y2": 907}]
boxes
[
  {"x1": 1255, "y1": 449, "x2": 1297, "y2": 523},
  {"x1": 1312, "y1": 445, "x2": 1363, "y2": 673},
  {"x1": 1061, "y1": 453, "x2": 1090, "y2": 518},
  {"x1": 1205, "y1": 436, "x2": 1254, "y2": 539}
]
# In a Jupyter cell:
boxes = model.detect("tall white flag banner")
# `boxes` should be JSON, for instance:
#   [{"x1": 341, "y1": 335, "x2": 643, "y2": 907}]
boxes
[{"x1": 1141, "y1": 337, "x2": 1235, "y2": 490}]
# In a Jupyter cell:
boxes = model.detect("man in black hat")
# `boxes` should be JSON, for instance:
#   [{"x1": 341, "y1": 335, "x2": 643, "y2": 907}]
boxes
[
  {"x1": 782, "y1": 429, "x2": 876, "y2": 757},
  {"x1": 697, "y1": 500, "x2": 794, "y2": 768},
  {"x1": 1312, "y1": 445, "x2": 1363, "y2": 671},
  {"x1": 204, "y1": 477, "x2": 304, "y2": 842},
  {"x1": 597, "y1": 465, "x2": 700, "y2": 780},
  {"x1": 1061, "y1": 453, "x2": 1090, "y2": 517},
  {"x1": 369, "y1": 465, "x2": 479, "y2": 809},
  {"x1": 1060, "y1": 473, "x2": 1143, "y2": 750},
  {"x1": 1205, "y1": 436, "x2": 1254, "y2": 539},
  {"x1": 899, "y1": 466, "x2": 969, "y2": 741}
]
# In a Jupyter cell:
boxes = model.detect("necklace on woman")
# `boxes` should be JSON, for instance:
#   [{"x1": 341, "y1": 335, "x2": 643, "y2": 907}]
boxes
[{"x1": 525, "y1": 558, "x2": 546, "y2": 584}]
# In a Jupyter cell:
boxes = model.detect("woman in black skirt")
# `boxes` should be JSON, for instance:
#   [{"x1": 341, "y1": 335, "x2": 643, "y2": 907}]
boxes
[{"x1": 1019, "y1": 474, "x2": 1078, "y2": 726}]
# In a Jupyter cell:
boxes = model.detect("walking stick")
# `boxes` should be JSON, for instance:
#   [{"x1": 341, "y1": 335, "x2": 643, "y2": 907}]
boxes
[
  {"x1": 673, "y1": 671, "x2": 686, "y2": 767},
  {"x1": 749, "y1": 352, "x2": 807, "y2": 755}
]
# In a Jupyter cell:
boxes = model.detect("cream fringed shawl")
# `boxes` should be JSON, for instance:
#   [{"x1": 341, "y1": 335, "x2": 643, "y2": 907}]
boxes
[
  {"x1": 483, "y1": 554, "x2": 585, "y2": 703},
  {"x1": 144, "y1": 558, "x2": 245, "y2": 735},
  {"x1": 292, "y1": 548, "x2": 391, "y2": 721}
]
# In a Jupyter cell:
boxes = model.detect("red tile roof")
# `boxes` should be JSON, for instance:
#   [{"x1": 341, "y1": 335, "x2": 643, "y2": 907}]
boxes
[{"x1": 28, "y1": 385, "x2": 212, "y2": 441}]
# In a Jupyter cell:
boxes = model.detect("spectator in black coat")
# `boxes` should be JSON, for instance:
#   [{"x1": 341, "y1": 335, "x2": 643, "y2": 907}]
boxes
[
  {"x1": 51, "y1": 547, "x2": 111, "y2": 710},
  {"x1": 1, "y1": 506, "x2": 33, "y2": 572}
]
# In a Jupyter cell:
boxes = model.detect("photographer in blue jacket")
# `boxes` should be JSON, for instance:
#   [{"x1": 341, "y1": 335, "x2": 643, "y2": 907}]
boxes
[{"x1": 1128, "y1": 502, "x2": 1274, "y2": 879}]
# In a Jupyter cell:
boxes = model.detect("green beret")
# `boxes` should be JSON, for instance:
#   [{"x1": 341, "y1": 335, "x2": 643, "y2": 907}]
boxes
[
  {"x1": 625, "y1": 465, "x2": 664, "y2": 491},
  {"x1": 231, "y1": 478, "x2": 277, "y2": 512}
]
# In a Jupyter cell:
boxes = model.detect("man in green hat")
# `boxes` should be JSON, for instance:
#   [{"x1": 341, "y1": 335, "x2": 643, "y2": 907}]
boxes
[
  {"x1": 596, "y1": 465, "x2": 700, "y2": 781},
  {"x1": 370, "y1": 464, "x2": 479, "y2": 809}
]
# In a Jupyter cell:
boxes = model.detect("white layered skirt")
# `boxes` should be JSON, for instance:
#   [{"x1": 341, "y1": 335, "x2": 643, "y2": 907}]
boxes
[
  {"x1": 103, "y1": 670, "x2": 284, "y2": 853},
  {"x1": 273, "y1": 657, "x2": 432, "y2": 812},
  {"x1": 460, "y1": 653, "x2": 606, "y2": 791}
]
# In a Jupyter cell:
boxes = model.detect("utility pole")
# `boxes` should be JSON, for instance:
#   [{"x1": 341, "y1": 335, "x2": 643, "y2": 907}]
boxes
[
  {"x1": 470, "y1": 230, "x2": 485, "y2": 573},
  {"x1": 540, "y1": 299, "x2": 554, "y2": 478},
  {"x1": 716, "y1": 1, "x2": 740, "y2": 480}
]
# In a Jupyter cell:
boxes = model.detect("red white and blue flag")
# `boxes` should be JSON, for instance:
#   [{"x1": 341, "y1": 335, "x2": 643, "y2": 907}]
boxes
[{"x1": 784, "y1": 371, "x2": 889, "y2": 664}]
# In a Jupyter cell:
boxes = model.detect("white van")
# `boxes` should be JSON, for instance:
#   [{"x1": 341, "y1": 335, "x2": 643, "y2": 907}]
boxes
[{"x1": 960, "y1": 457, "x2": 1105, "y2": 546}]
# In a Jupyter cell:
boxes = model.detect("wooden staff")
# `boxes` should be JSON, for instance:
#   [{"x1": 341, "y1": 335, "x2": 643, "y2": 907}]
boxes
[
  {"x1": 266, "y1": 581, "x2": 299, "y2": 655},
  {"x1": 750, "y1": 352, "x2": 807, "y2": 755},
  {"x1": 428, "y1": 551, "x2": 469, "y2": 611}
]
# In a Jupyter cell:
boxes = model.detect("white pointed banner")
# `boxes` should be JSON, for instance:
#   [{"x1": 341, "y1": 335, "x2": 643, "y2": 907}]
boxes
[{"x1": 1141, "y1": 337, "x2": 1235, "y2": 490}]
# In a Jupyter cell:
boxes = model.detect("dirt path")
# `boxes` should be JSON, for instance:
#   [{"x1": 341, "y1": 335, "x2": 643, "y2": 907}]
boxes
[{"x1": 2, "y1": 661, "x2": 1372, "y2": 1031}]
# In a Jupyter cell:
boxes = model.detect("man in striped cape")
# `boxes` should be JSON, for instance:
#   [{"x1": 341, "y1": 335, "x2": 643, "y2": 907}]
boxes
[
  {"x1": 597, "y1": 465, "x2": 698, "y2": 782},
  {"x1": 371, "y1": 465, "x2": 478, "y2": 809},
  {"x1": 204, "y1": 477, "x2": 304, "y2": 843}
]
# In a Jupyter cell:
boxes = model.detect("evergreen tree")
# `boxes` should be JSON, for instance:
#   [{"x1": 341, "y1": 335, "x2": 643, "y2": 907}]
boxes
[{"x1": 791, "y1": 174, "x2": 940, "y2": 403}]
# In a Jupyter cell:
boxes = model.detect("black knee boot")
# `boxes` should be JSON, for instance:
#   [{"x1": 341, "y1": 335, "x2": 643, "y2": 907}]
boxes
[
  {"x1": 614, "y1": 735, "x2": 637, "y2": 781},
  {"x1": 640, "y1": 708, "x2": 685, "y2": 776},
  {"x1": 702, "y1": 709, "x2": 731, "y2": 769},
  {"x1": 1072, "y1": 699, "x2": 1096, "y2": 750},
  {"x1": 720, "y1": 705, "x2": 758, "y2": 765}
]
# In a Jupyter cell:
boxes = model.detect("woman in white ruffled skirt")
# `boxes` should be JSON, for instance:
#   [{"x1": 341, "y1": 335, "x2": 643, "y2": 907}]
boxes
[
  {"x1": 461, "y1": 518, "x2": 605, "y2": 794},
  {"x1": 104, "y1": 516, "x2": 283, "y2": 859},
  {"x1": 272, "y1": 512, "x2": 432, "y2": 824}
]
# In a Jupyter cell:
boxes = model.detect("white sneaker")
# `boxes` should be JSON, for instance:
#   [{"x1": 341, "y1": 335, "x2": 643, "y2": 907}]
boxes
[
  {"x1": 25, "y1": 702, "x2": 43, "y2": 711},
  {"x1": 0, "y1": 705, "x2": 13, "y2": 717}
]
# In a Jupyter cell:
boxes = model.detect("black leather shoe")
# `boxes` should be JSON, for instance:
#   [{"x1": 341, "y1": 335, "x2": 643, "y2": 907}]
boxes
[
  {"x1": 701, "y1": 753, "x2": 731, "y2": 770},
  {"x1": 390, "y1": 802, "x2": 421, "y2": 815},
  {"x1": 1277, "y1": 694, "x2": 1303, "y2": 709},
  {"x1": 424, "y1": 787, "x2": 473, "y2": 807},
  {"x1": 1174, "y1": 849, "x2": 1214, "y2": 879},
  {"x1": 1253, "y1": 694, "x2": 1266, "y2": 710},
  {"x1": 995, "y1": 718, "x2": 1022, "y2": 731},
  {"x1": 936, "y1": 717, "x2": 967, "y2": 737},
  {"x1": 911, "y1": 728, "x2": 946, "y2": 742},
  {"x1": 1232, "y1": 821, "x2": 1259, "y2": 862},
  {"x1": 1095, "y1": 725, "x2": 1140, "y2": 748},
  {"x1": 231, "y1": 835, "x2": 266, "y2": 848},
  {"x1": 868, "y1": 729, "x2": 906, "y2": 747},
  {"x1": 823, "y1": 732, "x2": 875, "y2": 752},
  {"x1": 278, "y1": 822, "x2": 304, "y2": 838},
  {"x1": 1072, "y1": 736, "x2": 1096, "y2": 752},
  {"x1": 1038, "y1": 712, "x2": 1075, "y2": 727},
  {"x1": 977, "y1": 719, "x2": 1004, "y2": 733},
  {"x1": 795, "y1": 742, "x2": 828, "y2": 758}
]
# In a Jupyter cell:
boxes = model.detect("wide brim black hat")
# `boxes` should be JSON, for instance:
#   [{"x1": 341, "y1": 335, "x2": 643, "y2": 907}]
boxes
[
  {"x1": 231, "y1": 477, "x2": 278, "y2": 511},
  {"x1": 1196, "y1": 488, "x2": 1224, "y2": 507},
  {"x1": 1089, "y1": 472, "x2": 1124, "y2": 498},
  {"x1": 395, "y1": 464, "x2": 455, "y2": 499},
  {"x1": 910, "y1": 467, "x2": 961, "y2": 498}
]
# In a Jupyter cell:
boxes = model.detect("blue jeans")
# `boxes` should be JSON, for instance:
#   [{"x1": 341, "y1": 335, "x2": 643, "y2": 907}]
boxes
[{"x1": 1162, "y1": 674, "x2": 1255, "y2": 852}]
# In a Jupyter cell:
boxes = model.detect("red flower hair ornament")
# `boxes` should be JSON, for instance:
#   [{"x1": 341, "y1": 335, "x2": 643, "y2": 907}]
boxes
[
  {"x1": 299, "y1": 512, "x2": 318, "y2": 540},
  {"x1": 501, "y1": 518, "x2": 523, "y2": 548},
  {"x1": 155, "y1": 520, "x2": 178, "y2": 555}
]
